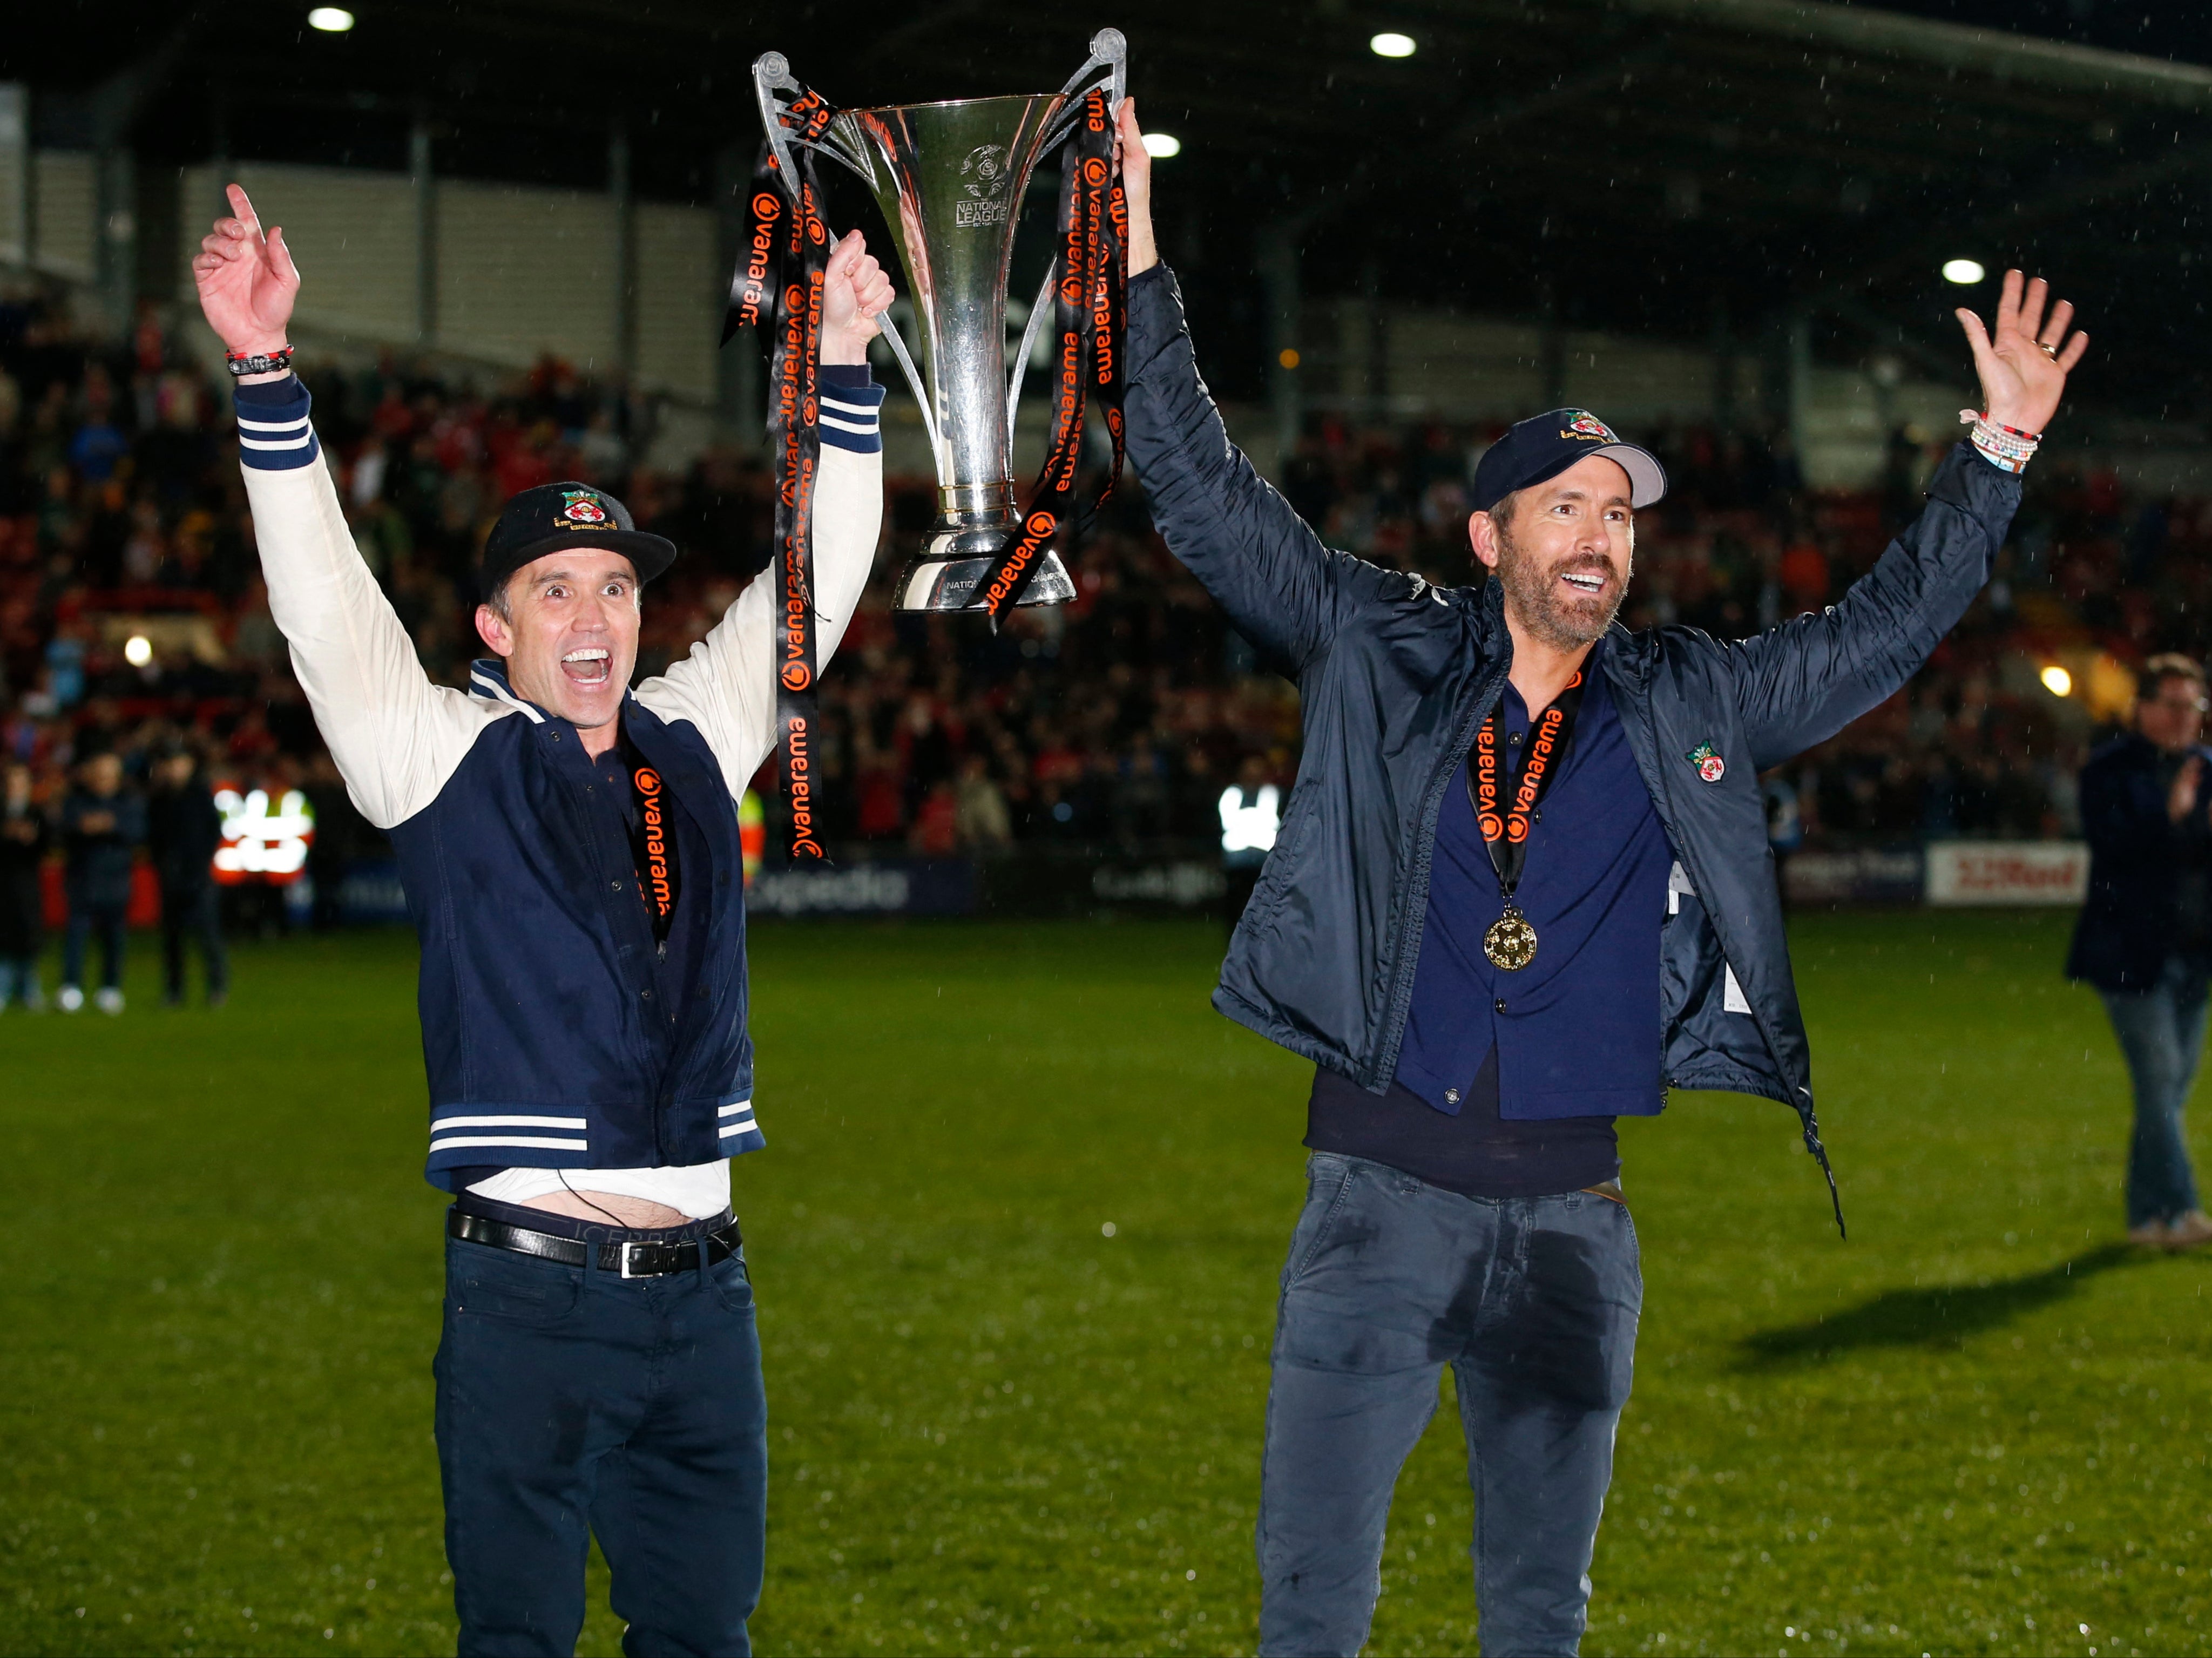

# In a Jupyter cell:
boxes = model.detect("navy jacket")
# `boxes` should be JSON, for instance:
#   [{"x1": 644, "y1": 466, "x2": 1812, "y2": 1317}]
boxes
[
  {"x1": 2066, "y1": 734, "x2": 2212, "y2": 992},
  {"x1": 62, "y1": 788, "x2": 146, "y2": 910},
  {"x1": 231, "y1": 371, "x2": 885, "y2": 1189},
  {"x1": 1126, "y1": 266, "x2": 2024, "y2": 1220}
]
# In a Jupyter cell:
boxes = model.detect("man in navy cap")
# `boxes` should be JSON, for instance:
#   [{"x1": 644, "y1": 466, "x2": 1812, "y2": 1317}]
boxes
[
  {"x1": 194, "y1": 184, "x2": 892, "y2": 1655},
  {"x1": 1114, "y1": 104, "x2": 2085, "y2": 1656}
]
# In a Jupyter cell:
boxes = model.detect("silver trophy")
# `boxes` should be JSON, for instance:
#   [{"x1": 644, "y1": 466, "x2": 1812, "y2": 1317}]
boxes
[{"x1": 753, "y1": 30, "x2": 1126, "y2": 611}]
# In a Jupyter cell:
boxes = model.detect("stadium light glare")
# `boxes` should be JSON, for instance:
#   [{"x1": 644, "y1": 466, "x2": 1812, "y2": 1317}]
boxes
[
  {"x1": 123, "y1": 634, "x2": 153, "y2": 667},
  {"x1": 308, "y1": 6, "x2": 355, "y2": 31},
  {"x1": 2040, "y1": 664, "x2": 2073, "y2": 698},
  {"x1": 1942, "y1": 258, "x2": 1986, "y2": 286},
  {"x1": 1370, "y1": 32, "x2": 1417, "y2": 57},
  {"x1": 1142, "y1": 132, "x2": 1181, "y2": 159}
]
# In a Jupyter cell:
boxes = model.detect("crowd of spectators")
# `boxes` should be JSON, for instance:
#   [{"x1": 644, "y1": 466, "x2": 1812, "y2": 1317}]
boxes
[{"x1": 1, "y1": 280, "x2": 2203, "y2": 978}]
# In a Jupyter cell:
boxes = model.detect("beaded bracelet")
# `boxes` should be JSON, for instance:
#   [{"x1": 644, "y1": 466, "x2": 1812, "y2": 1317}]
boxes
[
  {"x1": 225, "y1": 346, "x2": 295, "y2": 378},
  {"x1": 1958, "y1": 409, "x2": 2040, "y2": 475}
]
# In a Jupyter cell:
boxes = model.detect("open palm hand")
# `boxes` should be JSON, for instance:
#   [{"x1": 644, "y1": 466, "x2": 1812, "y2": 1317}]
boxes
[{"x1": 1956, "y1": 270, "x2": 2087, "y2": 435}]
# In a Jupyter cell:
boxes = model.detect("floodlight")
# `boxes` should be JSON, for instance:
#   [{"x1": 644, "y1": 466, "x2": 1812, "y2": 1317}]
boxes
[
  {"x1": 2040, "y1": 665, "x2": 2072, "y2": 698},
  {"x1": 124, "y1": 635, "x2": 153, "y2": 667},
  {"x1": 1370, "y1": 32, "x2": 1417, "y2": 57},
  {"x1": 1142, "y1": 132, "x2": 1181, "y2": 159},
  {"x1": 1942, "y1": 258, "x2": 1986, "y2": 286},
  {"x1": 308, "y1": 7, "x2": 356, "y2": 31}
]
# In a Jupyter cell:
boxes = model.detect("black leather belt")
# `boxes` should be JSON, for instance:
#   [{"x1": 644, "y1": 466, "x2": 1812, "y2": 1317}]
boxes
[{"x1": 449, "y1": 1209, "x2": 743, "y2": 1278}]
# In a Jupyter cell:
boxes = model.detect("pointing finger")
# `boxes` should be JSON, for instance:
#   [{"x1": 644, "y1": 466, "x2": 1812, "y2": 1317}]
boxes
[{"x1": 226, "y1": 184, "x2": 264, "y2": 241}]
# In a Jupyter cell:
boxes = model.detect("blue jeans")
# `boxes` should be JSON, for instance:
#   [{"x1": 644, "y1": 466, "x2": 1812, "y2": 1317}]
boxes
[
  {"x1": 1259, "y1": 1154, "x2": 1641, "y2": 1658},
  {"x1": 2099, "y1": 955, "x2": 2207, "y2": 1228},
  {"x1": 62, "y1": 902, "x2": 126, "y2": 991},
  {"x1": 434, "y1": 1201, "x2": 768, "y2": 1657},
  {"x1": 0, "y1": 954, "x2": 42, "y2": 1007}
]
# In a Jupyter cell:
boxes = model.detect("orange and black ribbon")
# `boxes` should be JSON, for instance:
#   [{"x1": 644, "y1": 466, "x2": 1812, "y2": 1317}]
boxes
[
  {"x1": 1467, "y1": 672, "x2": 1585, "y2": 904},
  {"x1": 624, "y1": 752, "x2": 681, "y2": 942},
  {"x1": 722, "y1": 84, "x2": 841, "y2": 859},
  {"x1": 969, "y1": 86, "x2": 1128, "y2": 625}
]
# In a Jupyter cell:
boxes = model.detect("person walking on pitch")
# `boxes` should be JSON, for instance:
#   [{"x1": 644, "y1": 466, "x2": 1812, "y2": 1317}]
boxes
[
  {"x1": 194, "y1": 184, "x2": 893, "y2": 1656},
  {"x1": 1114, "y1": 98, "x2": 2087, "y2": 1657},
  {"x1": 2067, "y1": 652, "x2": 2212, "y2": 1251}
]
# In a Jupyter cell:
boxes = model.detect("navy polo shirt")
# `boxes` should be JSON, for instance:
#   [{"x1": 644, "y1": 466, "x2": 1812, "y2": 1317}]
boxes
[{"x1": 1396, "y1": 642, "x2": 1674, "y2": 1119}]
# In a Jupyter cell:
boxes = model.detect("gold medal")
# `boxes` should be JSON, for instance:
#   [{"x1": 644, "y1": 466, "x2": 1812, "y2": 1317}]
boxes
[{"x1": 1483, "y1": 906, "x2": 1539, "y2": 971}]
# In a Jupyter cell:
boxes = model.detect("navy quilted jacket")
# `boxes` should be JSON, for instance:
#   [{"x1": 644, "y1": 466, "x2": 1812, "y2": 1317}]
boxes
[{"x1": 1126, "y1": 266, "x2": 2024, "y2": 1226}]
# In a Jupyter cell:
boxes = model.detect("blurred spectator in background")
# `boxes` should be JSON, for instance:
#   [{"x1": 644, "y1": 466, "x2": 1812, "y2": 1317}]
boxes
[
  {"x1": 1, "y1": 758, "x2": 48, "y2": 1010},
  {"x1": 148, "y1": 743, "x2": 227, "y2": 1008},
  {"x1": 2067, "y1": 653, "x2": 2212, "y2": 1251},
  {"x1": 58, "y1": 749, "x2": 144, "y2": 1014}
]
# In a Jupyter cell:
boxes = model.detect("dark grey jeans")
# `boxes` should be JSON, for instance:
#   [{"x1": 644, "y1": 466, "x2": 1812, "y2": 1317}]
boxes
[{"x1": 1258, "y1": 1153, "x2": 1642, "y2": 1657}]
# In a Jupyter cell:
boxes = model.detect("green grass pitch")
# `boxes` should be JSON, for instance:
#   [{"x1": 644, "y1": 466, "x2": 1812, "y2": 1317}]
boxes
[{"x1": 1, "y1": 910, "x2": 2207, "y2": 1656}]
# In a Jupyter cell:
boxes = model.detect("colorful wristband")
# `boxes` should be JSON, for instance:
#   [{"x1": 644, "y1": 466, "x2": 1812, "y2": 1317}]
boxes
[
  {"x1": 1958, "y1": 409, "x2": 2040, "y2": 476},
  {"x1": 226, "y1": 346, "x2": 295, "y2": 378}
]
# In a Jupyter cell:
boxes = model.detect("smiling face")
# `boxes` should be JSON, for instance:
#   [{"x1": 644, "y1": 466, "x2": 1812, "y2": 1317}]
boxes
[
  {"x1": 1468, "y1": 454, "x2": 1635, "y2": 651},
  {"x1": 475, "y1": 546, "x2": 641, "y2": 736}
]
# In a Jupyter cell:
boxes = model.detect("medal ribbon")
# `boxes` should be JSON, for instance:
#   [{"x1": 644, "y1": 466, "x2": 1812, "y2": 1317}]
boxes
[
  {"x1": 625, "y1": 751, "x2": 681, "y2": 944},
  {"x1": 969, "y1": 85, "x2": 1128, "y2": 625},
  {"x1": 723, "y1": 83, "x2": 840, "y2": 858},
  {"x1": 1469, "y1": 672, "x2": 1586, "y2": 904}
]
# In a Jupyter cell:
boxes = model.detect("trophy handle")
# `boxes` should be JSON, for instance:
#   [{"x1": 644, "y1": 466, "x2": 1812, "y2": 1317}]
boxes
[
  {"x1": 1006, "y1": 263, "x2": 1057, "y2": 446},
  {"x1": 874, "y1": 310, "x2": 941, "y2": 461},
  {"x1": 754, "y1": 52, "x2": 873, "y2": 183},
  {"x1": 752, "y1": 53, "x2": 808, "y2": 200},
  {"x1": 1012, "y1": 28, "x2": 1127, "y2": 441},
  {"x1": 754, "y1": 53, "x2": 938, "y2": 457},
  {"x1": 1039, "y1": 26, "x2": 1127, "y2": 152}
]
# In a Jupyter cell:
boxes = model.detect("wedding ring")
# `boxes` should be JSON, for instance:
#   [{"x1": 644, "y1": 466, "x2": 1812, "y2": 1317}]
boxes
[{"x1": 2038, "y1": 341, "x2": 2059, "y2": 360}]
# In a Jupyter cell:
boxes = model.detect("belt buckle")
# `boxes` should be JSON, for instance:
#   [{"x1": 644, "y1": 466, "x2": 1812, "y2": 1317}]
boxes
[{"x1": 619, "y1": 1240, "x2": 646, "y2": 1279}]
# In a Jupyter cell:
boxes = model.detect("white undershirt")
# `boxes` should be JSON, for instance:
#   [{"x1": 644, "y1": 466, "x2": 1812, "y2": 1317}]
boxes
[{"x1": 467, "y1": 1159, "x2": 733, "y2": 1220}]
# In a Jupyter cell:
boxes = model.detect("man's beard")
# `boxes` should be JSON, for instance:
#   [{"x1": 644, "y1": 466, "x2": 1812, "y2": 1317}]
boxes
[{"x1": 1493, "y1": 523, "x2": 1629, "y2": 651}]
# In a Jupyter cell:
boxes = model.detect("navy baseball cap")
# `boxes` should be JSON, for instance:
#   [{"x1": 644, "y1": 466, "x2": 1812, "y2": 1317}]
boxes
[
  {"x1": 478, "y1": 481, "x2": 678, "y2": 600},
  {"x1": 1471, "y1": 409, "x2": 1667, "y2": 514}
]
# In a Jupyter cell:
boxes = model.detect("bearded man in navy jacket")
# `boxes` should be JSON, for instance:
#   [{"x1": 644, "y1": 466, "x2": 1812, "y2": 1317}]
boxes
[
  {"x1": 1112, "y1": 101, "x2": 2086, "y2": 1658},
  {"x1": 194, "y1": 185, "x2": 893, "y2": 1657}
]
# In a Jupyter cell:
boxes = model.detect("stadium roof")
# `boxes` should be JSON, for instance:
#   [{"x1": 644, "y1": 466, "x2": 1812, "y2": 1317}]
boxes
[{"x1": 7, "y1": 0, "x2": 2211, "y2": 415}]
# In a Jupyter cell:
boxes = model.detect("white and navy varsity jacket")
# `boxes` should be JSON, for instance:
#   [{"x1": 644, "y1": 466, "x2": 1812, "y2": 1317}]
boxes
[{"x1": 234, "y1": 367, "x2": 886, "y2": 1189}]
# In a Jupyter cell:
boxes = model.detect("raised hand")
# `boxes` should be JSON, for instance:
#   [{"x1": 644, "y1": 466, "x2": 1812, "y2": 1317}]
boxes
[
  {"x1": 1115, "y1": 97, "x2": 1158, "y2": 275},
  {"x1": 1955, "y1": 270, "x2": 2088, "y2": 435},
  {"x1": 820, "y1": 230, "x2": 895, "y2": 367},
  {"x1": 191, "y1": 184, "x2": 301, "y2": 360}
]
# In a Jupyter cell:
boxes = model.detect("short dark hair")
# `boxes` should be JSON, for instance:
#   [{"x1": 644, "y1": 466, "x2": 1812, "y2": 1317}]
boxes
[{"x1": 2140, "y1": 652, "x2": 2206, "y2": 701}]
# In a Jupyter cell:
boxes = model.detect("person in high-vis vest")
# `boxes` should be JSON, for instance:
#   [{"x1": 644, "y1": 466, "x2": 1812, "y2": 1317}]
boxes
[{"x1": 193, "y1": 184, "x2": 892, "y2": 1657}]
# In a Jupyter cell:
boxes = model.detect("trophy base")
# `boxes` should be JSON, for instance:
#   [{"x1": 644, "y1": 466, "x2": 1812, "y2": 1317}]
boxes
[{"x1": 891, "y1": 548, "x2": 1076, "y2": 613}]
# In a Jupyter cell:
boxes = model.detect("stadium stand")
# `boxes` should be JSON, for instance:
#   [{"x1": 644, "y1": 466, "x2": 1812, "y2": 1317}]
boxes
[{"x1": 0, "y1": 277, "x2": 2180, "y2": 899}]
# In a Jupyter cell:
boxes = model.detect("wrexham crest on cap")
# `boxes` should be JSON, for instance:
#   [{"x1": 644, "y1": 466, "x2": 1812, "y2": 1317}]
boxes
[
  {"x1": 1562, "y1": 411, "x2": 1617, "y2": 443},
  {"x1": 1687, "y1": 740, "x2": 1726, "y2": 783},
  {"x1": 556, "y1": 489, "x2": 611, "y2": 529}
]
